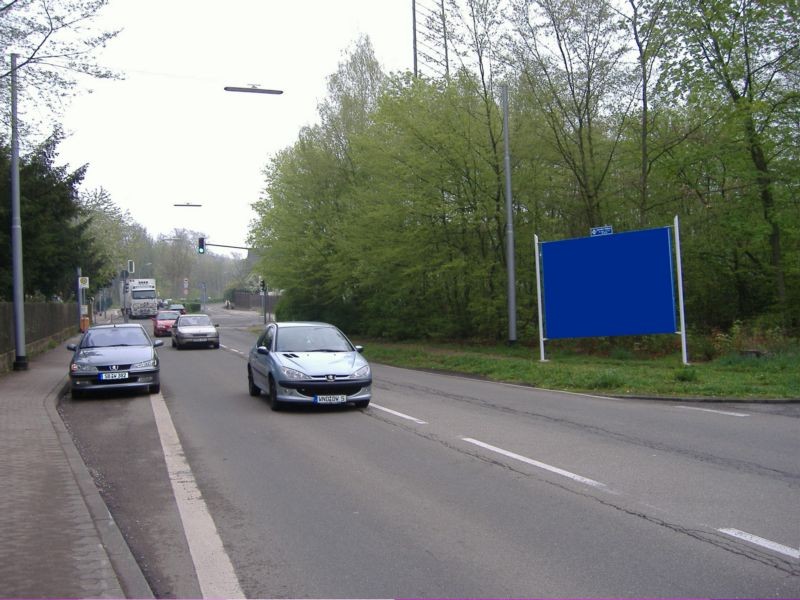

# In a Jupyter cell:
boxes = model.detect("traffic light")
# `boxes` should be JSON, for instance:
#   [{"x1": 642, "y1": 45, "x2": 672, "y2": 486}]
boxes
[
  {"x1": 260, "y1": 279, "x2": 266, "y2": 292},
  {"x1": 198, "y1": 237, "x2": 206, "y2": 254}
]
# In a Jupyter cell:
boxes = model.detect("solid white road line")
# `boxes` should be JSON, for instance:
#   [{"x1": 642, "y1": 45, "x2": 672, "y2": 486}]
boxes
[
  {"x1": 150, "y1": 394, "x2": 245, "y2": 599},
  {"x1": 371, "y1": 403, "x2": 428, "y2": 424},
  {"x1": 677, "y1": 406, "x2": 749, "y2": 417},
  {"x1": 462, "y1": 438, "x2": 608, "y2": 490},
  {"x1": 718, "y1": 528, "x2": 800, "y2": 559}
]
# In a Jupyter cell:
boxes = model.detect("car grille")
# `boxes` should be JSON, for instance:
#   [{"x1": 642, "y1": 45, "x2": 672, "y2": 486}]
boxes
[
  {"x1": 97, "y1": 364, "x2": 133, "y2": 371},
  {"x1": 95, "y1": 375, "x2": 142, "y2": 385},
  {"x1": 294, "y1": 383, "x2": 365, "y2": 398}
]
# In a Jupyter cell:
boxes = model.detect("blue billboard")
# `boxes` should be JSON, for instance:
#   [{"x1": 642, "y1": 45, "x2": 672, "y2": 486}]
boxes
[{"x1": 541, "y1": 227, "x2": 677, "y2": 339}]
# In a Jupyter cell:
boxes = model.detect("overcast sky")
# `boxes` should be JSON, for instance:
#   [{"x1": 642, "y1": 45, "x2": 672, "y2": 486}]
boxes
[{"x1": 55, "y1": 0, "x2": 413, "y2": 256}]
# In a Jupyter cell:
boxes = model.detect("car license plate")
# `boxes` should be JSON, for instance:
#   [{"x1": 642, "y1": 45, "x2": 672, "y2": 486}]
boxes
[
  {"x1": 100, "y1": 371, "x2": 129, "y2": 380},
  {"x1": 315, "y1": 394, "x2": 347, "y2": 404}
]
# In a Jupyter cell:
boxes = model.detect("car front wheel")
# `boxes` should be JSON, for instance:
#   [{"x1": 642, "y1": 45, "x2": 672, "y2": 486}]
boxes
[
  {"x1": 248, "y1": 369, "x2": 261, "y2": 397},
  {"x1": 268, "y1": 378, "x2": 282, "y2": 411}
]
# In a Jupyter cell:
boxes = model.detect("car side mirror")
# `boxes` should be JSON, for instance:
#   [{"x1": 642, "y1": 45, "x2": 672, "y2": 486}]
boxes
[
  {"x1": 153, "y1": 340, "x2": 164, "y2": 347},
  {"x1": 355, "y1": 345, "x2": 364, "y2": 353},
  {"x1": 257, "y1": 346, "x2": 270, "y2": 355},
  {"x1": 67, "y1": 343, "x2": 77, "y2": 351}
]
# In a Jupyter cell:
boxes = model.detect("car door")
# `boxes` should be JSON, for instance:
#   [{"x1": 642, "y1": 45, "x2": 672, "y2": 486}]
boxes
[{"x1": 251, "y1": 325, "x2": 275, "y2": 388}]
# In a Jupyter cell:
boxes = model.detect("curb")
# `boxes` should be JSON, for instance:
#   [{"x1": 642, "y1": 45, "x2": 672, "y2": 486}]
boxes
[
  {"x1": 45, "y1": 376, "x2": 154, "y2": 599},
  {"x1": 608, "y1": 394, "x2": 800, "y2": 404}
]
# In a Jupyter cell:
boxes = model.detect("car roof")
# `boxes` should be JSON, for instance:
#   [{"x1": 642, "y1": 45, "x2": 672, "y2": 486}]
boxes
[
  {"x1": 179, "y1": 313, "x2": 209, "y2": 318},
  {"x1": 88, "y1": 323, "x2": 146, "y2": 330}
]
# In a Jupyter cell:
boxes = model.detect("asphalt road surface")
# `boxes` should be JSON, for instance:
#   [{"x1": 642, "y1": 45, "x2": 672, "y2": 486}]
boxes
[{"x1": 59, "y1": 305, "x2": 800, "y2": 598}]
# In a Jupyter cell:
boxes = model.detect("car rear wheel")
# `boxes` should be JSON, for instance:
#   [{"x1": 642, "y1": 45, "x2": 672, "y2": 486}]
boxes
[{"x1": 248, "y1": 369, "x2": 261, "y2": 397}]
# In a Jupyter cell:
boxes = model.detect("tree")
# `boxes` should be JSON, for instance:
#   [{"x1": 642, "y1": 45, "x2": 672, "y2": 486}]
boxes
[
  {"x1": 0, "y1": 131, "x2": 101, "y2": 300},
  {"x1": 0, "y1": 0, "x2": 119, "y2": 136},
  {"x1": 662, "y1": 0, "x2": 800, "y2": 326},
  {"x1": 78, "y1": 187, "x2": 131, "y2": 285},
  {"x1": 511, "y1": 0, "x2": 636, "y2": 231},
  {"x1": 251, "y1": 37, "x2": 386, "y2": 326}
]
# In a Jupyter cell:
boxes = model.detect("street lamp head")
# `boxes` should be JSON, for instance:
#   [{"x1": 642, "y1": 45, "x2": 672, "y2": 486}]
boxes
[{"x1": 224, "y1": 86, "x2": 283, "y2": 95}]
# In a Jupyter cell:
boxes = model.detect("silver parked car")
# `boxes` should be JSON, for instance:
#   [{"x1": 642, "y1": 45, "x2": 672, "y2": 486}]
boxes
[
  {"x1": 247, "y1": 322, "x2": 372, "y2": 410},
  {"x1": 171, "y1": 313, "x2": 220, "y2": 349},
  {"x1": 67, "y1": 323, "x2": 163, "y2": 399}
]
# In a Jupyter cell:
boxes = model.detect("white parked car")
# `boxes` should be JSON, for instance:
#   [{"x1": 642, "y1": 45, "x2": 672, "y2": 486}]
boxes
[{"x1": 171, "y1": 314, "x2": 220, "y2": 349}]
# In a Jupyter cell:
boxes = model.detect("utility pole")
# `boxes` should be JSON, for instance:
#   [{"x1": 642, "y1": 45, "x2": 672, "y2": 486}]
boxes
[
  {"x1": 10, "y1": 53, "x2": 27, "y2": 370},
  {"x1": 502, "y1": 84, "x2": 517, "y2": 344}
]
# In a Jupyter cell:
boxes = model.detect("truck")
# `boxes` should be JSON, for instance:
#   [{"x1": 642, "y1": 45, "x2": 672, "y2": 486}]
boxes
[{"x1": 122, "y1": 278, "x2": 158, "y2": 318}]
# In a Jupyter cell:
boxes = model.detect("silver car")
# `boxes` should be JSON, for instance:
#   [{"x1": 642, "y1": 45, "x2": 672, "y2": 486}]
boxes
[
  {"x1": 171, "y1": 313, "x2": 220, "y2": 349},
  {"x1": 67, "y1": 323, "x2": 163, "y2": 399},
  {"x1": 247, "y1": 322, "x2": 372, "y2": 410}
]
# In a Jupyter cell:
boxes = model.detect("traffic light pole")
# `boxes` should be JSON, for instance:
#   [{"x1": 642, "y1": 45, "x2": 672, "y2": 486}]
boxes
[{"x1": 204, "y1": 242, "x2": 252, "y2": 250}]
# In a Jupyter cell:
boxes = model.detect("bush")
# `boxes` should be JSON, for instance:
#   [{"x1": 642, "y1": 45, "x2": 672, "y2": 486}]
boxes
[
  {"x1": 588, "y1": 369, "x2": 624, "y2": 390},
  {"x1": 675, "y1": 367, "x2": 698, "y2": 382}
]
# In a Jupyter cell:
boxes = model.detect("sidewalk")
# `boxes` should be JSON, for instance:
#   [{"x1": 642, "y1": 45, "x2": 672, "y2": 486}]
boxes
[{"x1": 0, "y1": 326, "x2": 153, "y2": 598}]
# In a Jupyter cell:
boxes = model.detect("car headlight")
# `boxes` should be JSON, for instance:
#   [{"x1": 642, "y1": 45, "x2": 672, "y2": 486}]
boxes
[
  {"x1": 280, "y1": 366, "x2": 307, "y2": 380},
  {"x1": 132, "y1": 358, "x2": 158, "y2": 369},
  {"x1": 71, "y1": 362, "x2": 97, "y2": 374},
  {"x1": 351, "y1": 364, "x2": 370, "y2": 378}
]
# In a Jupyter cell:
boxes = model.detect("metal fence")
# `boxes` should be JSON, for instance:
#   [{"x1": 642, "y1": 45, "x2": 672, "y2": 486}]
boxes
[{"x1": 0, "y1": 302, "x2": 78, "y2": 373}]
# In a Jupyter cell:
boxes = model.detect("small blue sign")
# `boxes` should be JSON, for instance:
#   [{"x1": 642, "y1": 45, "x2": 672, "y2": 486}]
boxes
[{"x1": 590, "y1": 225, "x2": 614, "y2": 236}]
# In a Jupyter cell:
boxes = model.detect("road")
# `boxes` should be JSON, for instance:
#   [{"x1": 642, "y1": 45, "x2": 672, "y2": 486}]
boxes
[{"x1": 59, "y1": 305, "x2": 800, "y2": 598}]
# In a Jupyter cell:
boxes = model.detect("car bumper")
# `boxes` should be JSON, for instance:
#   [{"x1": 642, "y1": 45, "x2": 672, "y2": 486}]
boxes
[
  {"x1": 274, "y1": 378, "x2": 372, "y2": 405},
  {"x1": 176, "y1": 335, "x2": 219, "y2": 346},
  {"x1": 69, "y1": 370, "x2": 159, "y2": 393}
]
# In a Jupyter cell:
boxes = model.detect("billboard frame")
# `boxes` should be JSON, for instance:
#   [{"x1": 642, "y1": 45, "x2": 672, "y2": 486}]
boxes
[{"x1": 535, "y1": 216, "x2": 688, "y2": 364}]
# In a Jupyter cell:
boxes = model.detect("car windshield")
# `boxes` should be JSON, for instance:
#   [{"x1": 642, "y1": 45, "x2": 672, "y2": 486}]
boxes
[
  {"x1": 81, "y1": 328, "x2": 150, "y2": 348},
  {"x1": 181, "y1": 315, "x2": 212, "y2": 326},
  {"x1": 156, "y1": 311, "x2": 180, "y2": 320},
  {"x1": 276, "y1": 326, "x2": 352, "y2": 353}
]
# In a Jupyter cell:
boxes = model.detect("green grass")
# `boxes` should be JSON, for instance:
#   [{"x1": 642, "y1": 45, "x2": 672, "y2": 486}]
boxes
[{"x1": 359, "y1": 340, "x2": 800, "y2": 400}]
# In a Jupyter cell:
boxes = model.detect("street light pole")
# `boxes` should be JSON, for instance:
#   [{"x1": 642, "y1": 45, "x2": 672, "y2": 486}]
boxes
[
  {"x1": 10, "y1": 53, "x2": 27, "y2": 370},
  {"x1": 225, "y1": 83, "x2": 282, "y2": 326}
]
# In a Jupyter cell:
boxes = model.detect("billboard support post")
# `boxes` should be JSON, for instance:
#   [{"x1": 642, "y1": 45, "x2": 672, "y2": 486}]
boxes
[
  {"x1": 673, "y1": 215, "x2": 689, "y2": 365},
  {"x1": 534, "y1": 234, "x2": 547, "y2": 362}
]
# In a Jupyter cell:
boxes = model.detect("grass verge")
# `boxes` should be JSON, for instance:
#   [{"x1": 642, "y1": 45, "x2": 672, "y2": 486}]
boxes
[{"x1": 360, "y1": 340, "x2": 800, "y2": 401}]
